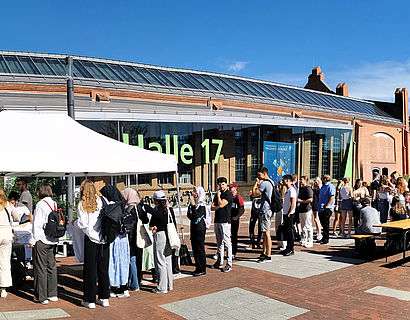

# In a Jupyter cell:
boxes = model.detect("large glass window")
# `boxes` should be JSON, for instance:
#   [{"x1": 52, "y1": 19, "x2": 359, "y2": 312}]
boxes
[{"x1": 235, "y1": 130, "x2": 246, "y2": 181}]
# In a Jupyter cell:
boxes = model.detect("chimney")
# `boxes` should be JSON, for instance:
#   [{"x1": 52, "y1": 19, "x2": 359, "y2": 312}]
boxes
[
  {"x1": 336, "y1": 83, "x2": 349, "y2": 96},
  {"x1": 304, "y1": 67, "x2": 333, "y2": 93}
]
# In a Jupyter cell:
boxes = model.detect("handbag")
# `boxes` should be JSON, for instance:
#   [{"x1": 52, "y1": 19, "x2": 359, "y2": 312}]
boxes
[
  {"x1": 135, "y1": 205, "x2": 152, "y2": 248},
  {"x1": 167, "y1": 211, "x2": 181, "y2": 250}
]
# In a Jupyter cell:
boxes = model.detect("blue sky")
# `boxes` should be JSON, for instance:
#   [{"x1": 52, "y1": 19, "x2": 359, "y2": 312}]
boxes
[{"x1": 2, "y1": 0, "x2": 410, "y2": 101}]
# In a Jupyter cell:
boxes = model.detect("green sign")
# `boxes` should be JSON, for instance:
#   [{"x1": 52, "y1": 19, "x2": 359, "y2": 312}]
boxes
[{"x1": 122, "y1": 133, "x2": 223, "y2": 165}]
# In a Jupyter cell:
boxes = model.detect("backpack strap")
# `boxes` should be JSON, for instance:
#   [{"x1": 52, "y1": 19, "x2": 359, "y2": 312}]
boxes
[
  {"x1": 262, "y1": 179, "x2": 275, "y2": 205},
  {"x1": 5, "y1": 208, "x2": 11, "y2": 226},
  {"x1": 43, "y1": 199, "x2": 56, "y2": 211}
]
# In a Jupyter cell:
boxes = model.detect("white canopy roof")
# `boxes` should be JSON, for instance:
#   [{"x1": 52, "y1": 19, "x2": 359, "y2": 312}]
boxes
[{"x1": 0, "y1": 111, "x2": 177, "y2": 177}]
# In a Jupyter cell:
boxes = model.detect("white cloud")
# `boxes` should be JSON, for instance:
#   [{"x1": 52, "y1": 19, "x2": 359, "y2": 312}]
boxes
[
  {"x1": 258, "y1": 60, "x2": 410, "y2": 102},
  {"x1": 227, "y1": 61, "x2": 248, "y2": 73}
]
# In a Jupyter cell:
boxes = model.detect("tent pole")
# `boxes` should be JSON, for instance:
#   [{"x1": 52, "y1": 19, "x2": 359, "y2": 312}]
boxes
[{"x1": 175, "y1": 170, "x2": 185, "y2": 242}]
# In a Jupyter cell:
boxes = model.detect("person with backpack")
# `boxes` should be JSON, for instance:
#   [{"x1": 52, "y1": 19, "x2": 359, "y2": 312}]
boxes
[
  {"x1": 187, "y1": 186, "x2": 207, "y2": 277},
  {"x1": 77, "y1": 180, "x2": 110, "y2": 309},
  {"x1": 122, "y1": 188, "x2": 149, "y2": 291},
  {"x1": 99, "y1": 185, "x2": 130, "y2": 299},
  {"x1": 229, "y1": 182, "x2": 244, "y2": 259},
  {"x1": 251, "y1": 167, "x2": 275, "y2": 263},
  {"x1": 148, "y1": 190, "x2": 177, "y2": 293},
  {"x1": 0, "y1": 188, "x2": 20, "y2": 298},
  {"x1": 28, "y1": 183, "x2": 59, "y2": 304}
]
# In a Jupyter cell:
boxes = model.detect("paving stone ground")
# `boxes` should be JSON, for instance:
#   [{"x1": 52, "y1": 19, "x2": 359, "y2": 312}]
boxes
[{"x1": 1, "y1": 209, "x2": 409, "y2": 319}]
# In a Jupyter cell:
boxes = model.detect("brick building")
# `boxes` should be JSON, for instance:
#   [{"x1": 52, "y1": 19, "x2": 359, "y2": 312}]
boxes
[{"x1": 0, "y1": 51, "x2": 408, "y2": 198}]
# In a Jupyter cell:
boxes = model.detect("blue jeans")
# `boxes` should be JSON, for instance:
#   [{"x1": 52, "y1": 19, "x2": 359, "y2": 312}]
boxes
[
  {"x1": 378, "y1": 199, "x2": 389, "y2": 223},
  {"x1": 128, "y1": 255, "x2": 139, "y2": 290}
]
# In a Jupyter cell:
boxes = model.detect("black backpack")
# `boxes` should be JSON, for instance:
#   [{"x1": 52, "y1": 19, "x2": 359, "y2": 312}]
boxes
[
  {"x1": 122, "y1": 205, "x2": 136, "y2": 235},
  {"x1": 43, "y1": 200, "x2": 66, "y2": 238},
  {"x1": 264, "y1": 179, "x2": 283, "y2": 213},
  {"x1": 100, "y1": 198, "x2": 124, "y2": 244}
]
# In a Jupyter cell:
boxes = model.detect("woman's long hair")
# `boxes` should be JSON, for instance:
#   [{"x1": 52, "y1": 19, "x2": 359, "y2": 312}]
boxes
[
  {"x1": 0, "y1": 188, "x2": 7, "y2": 211},
  {"x1": 354, "y1": 179, "x2": 362, "y2": 190},
  {"x1": 80, "y1": 180, "x2": 98, "y2": 213},
  {"x1": 396, "y1": 177, "x2": 406, "y2": 195}
]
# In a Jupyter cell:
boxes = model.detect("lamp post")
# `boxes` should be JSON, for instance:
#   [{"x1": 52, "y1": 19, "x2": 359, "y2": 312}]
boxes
[{"x1": 66, "y1": 56, "x2": 74, "y2": 222}]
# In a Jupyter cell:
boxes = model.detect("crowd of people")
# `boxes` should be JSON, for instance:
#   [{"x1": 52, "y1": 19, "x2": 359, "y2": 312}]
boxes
[{"x1": 0, "y1": 169, "x2": 409, "y2": 306}]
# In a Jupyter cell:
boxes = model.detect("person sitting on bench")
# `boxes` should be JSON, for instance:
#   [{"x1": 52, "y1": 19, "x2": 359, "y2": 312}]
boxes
[{"x1": 355, "y1": 198, "x2": 382, "y2": 235}]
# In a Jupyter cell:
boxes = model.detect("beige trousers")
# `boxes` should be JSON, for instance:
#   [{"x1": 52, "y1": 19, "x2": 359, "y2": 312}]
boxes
[{"x1": 0, "y1": 227, "x2": 13, "y2": 288}]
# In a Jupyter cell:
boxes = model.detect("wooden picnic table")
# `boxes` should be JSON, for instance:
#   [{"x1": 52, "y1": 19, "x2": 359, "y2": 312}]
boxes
[{"x1": 374, "y1": 219, "x2": 410, "y2": 261}]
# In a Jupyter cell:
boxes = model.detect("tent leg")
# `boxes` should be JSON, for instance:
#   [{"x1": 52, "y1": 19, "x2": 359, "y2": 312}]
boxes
[
  {"x1": 175, "y1": 170, "x2": 185, "y2": 243},
  {"x1": 67, "y1": 176, "x2": 74, "y2": 222}
]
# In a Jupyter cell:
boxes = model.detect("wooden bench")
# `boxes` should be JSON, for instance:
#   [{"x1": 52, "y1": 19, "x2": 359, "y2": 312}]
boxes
[{"x1": 351, "y1": 233, "x2": 387, "y2": 258}]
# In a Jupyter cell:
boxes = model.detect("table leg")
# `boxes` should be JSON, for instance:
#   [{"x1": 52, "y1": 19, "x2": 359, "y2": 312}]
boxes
[{"x1": 404, "y1": 231, "x2": 408, "y2": 261}]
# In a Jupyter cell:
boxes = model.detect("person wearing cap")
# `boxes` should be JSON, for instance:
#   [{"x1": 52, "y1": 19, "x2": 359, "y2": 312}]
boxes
[
  {"x1": 229, "y1": 182, "x2": 244, "y2": 259},
  {"x1": 211, "y1": 177, "x2": 234, "y2": 273},
  {"x1": 355, "y1": 198, "x2": 382, "y2": 235},
  {"x1": 148, "y1": 190, "x2": 176, "y2": 293}
]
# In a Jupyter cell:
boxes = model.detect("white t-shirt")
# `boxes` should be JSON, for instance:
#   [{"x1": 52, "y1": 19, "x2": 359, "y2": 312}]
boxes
[{"x1": 283, "y1": 187, "x2": 297, "y2": 215}]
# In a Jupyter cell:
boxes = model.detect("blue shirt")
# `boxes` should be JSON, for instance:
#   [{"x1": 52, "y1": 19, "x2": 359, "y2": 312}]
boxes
[{"x1": 318, "y1": 182, "x2": 336, "y2": 212}]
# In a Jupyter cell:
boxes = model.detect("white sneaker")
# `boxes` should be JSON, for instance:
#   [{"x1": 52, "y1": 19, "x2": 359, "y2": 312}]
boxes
[
  {"x1": 96, "y1": 298, "x2": 109, "y2": 307},
  {"x1": 123, "y1": 290, "x2": 130, "y2": 297},
  {"x1": 109, "y1": 291, "x2": 117, "y2": 298},
  {"x1": 33, "y1": 297, "x2": 49, "y2": 304},
  {"x1": 277, "y1": 246, "x2": 286, "y2": 251},
  {"x1": 48, "y1": 296, "x2": 58, "y2": 302},
  {"x1": 304, "y1": 242, "x2": 314, "y2": 248},
  {"x1": 316, "y1": 234, "x2": 323, "y2": 241},
  {"x1": 300, "y1": 241, "x2": 306, "y2": 246},
  {"x1": 1, "y1": 290, "x2": 7, "y2": 298},
  {"x1": 81, "y1": 301, "x2": 96, "y2": 309},
  {"x1": 212, "y1": 254, "x2": 218, "y2": 260}
]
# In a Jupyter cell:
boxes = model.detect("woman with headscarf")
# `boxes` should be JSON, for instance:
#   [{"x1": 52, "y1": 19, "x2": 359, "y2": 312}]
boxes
[
  {"x1": 147, "y1": 190, "x2": 176, "y2": 293},
  {"x1": 122, "y1": 188, "x2": 149, "y2": 292},
  {"x1": 99, "y1": 185, "x2": 130, "y2": 298},
  {"x1": 187, "y1": 186, "x2": 207, "y2": 277}
]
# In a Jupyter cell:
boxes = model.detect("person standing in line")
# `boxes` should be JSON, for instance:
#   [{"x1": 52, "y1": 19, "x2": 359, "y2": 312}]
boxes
[
  {"x1": 339, "y1": 177, "x2": 354, "y2": 238},
  {"x1": 28, "y1": 183, "x2": 59, "y2": 305},
  {"x1": 297, "y1": 176, "x2": 314, "y2": 248},
  {"x1": 99, "y1": 186, "x2": 130, "y2": 298},
  {"x1": 246, "y1": 187, "x2": 262, "y2": 250},
  {"x1": 148, "y1": 190, "x2": 176, "y2": 293},
  {"x1": 291, "y1": 174, "x2": 302, "y2": 241},
  {"x1": 229, "y1": 182, "x2": 244, "y2": 260},
  {"x1": 187, "y1": 186, "x2": 207, "y2": 277},
  {"x1": 317, "y1": 175, "x2": 336, "y2": 245},
  {"x1": 251, "y1": 167, "x2": 274, "y2": 263},
  {"x1": 281, "y1": 175, "x2": 297, "y2": 256},
  {"x1": 275, "y1": 180, "x2": 287, "y2": 251},
  {"x1": 311, "y1": 177, "x2": 323, "y2": 241},
  {"x1": 77, "y1": 180, "x2": 110, "y2": 309},
  {"x1": 211, "y1": 177, "x2": 234, "y2": 272},
  {"x1": 122, "y1": 188, "x2": 149, "y2": 291},
  {"x1": 352, "y1": 179, "x2": 369, "y2": 228},
  {"x1": 332, "y1": 180, "x2": 344, "y2": 236},
  {"x1": 0, "y1": 188, "x2": 20, "y2": 298},
  {"x1": 17, "y1": 178, "x2": 33, "y2": 213},
  {"x1": 377, "y1": 175, "x2": 394, "y2": 223}
]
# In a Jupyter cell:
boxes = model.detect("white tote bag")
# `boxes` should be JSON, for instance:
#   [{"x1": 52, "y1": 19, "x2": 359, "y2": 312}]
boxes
[
  {"x1": 167, "y1": 211, "x2": 181, "y2": 250},
  {"x1": 135, "y1": 205, "x2": 152, "y2": 249}
]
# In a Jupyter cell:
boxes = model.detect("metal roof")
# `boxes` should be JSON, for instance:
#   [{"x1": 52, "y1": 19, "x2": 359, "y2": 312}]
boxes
[{"x1": 0, "y1": 50, "x2": 400, "y2": 124}]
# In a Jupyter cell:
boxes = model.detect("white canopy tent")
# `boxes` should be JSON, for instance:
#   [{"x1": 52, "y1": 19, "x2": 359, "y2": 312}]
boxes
[
  {"x1": 0, "y1": 111, "x2": 186, "y2": 240},
  {"x1": 0, "y1": 111, "x2": 177, "y2": 177}
]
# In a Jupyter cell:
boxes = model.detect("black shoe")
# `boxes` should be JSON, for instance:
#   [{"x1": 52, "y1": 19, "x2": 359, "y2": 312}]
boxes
[
  {"x1": 258, "y1": 253, "x2": 266, "y2": 259},
  {"x1": 222, "y1": 265, "x2": 232, "y2": 273},
  {"x1": 320, "y1": 240, "x2": 329, "y2": 245},
  {"x1": 282, "y1": 250, "x2": 294, "y2": 256},
  {"x1": 211, "y1": 262, "x2": 222, "y2": 269},
  {"x1": 193, "y1": 271, "x2": 206, "y2": 277}
]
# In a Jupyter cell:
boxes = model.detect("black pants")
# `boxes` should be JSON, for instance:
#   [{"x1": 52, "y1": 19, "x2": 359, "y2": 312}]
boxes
[
  {"x1": 136, "y1": 247, "x2": 143, "y2": 285},
  {"x1": 83, "y1": 235, "x2": 110, "y2": 303},
  {"x1": 319, "y1": 209, "x2": 332, "y2": 242},
  {"x1": 283, "y1": 214, "x2": 294, "y2": 251},
  {"x1": 33, "y1": 240, "x2": 57, "y2": 302},
  {"x1": 231, "y1": 218, "x2": 240, "y2": 255},
  {"x1": 249, "y1": 209, "x2": 261, "y2": 245},
  {"x1": 191, "y1": 229, "x2": 206, "y2": 273}
]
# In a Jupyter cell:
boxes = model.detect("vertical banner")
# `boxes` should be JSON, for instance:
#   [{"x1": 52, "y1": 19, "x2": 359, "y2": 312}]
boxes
[{"x1": 263, "y1": 141, "x2": 296, "y2": 184}]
